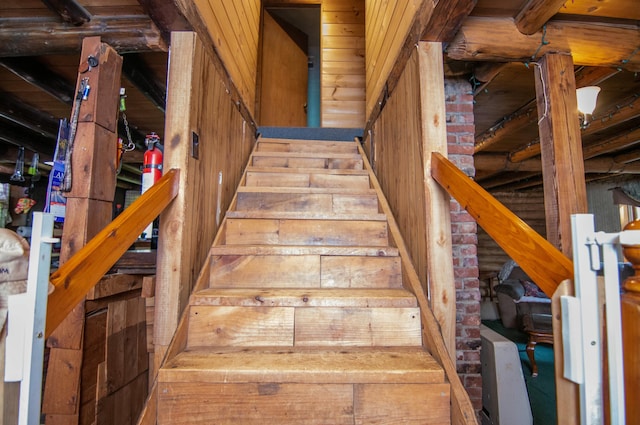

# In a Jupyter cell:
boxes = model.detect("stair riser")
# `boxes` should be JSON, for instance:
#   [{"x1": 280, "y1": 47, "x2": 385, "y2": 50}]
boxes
[
  {"x1": 186, "y1": 306, "x2": 422, "y2": 348},
  {"x1": 257, "y1": 140, "x2": 358, "y2": 154},
  {"x1": 252, "y1": 156, "x2": 363, "y2": 170},
  {"x1": 157, "y1": 382, "x2": 450, "y2": 425},
  {"x1": 245, "y1": 171, "x2": 370, "y2": 189},
  {"x1": 235, "y1": 192, "x2": 379, "y2": 214},
  {"x1": 209, "y1": 255, "x2": 402, "y2": 289},
  {"x1": 225, "y1": 219, "x2": 389, "y2": 246}
]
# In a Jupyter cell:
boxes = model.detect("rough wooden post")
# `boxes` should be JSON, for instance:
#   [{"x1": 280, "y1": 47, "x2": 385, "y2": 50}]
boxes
[
  {"x1": 42, "y1": 36, "x2": 122, "y2": 424},
  {"x1": 534, "y1": 52, "x2": 586, "y2": 425},
  {"x1": 418, "y1": 42, "x2": 456, "y2": 360},
  {"x1": 534, "y1": 52, "x2": 588, "y2": 256}
]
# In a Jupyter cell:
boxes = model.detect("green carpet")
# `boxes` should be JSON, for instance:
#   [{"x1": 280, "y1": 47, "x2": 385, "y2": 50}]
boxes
[{"x1": 483, "y1": 320, "x2": 556, "y2": 425}]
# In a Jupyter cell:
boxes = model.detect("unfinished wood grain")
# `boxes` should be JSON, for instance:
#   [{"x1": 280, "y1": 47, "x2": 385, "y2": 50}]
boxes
[
  {"x1": 160, "y1": 348, "x2": 442, "y2": 384},
  {"x1": 245, "y1": 171, "x2": 311, "y2": 187},
  {"x1": 321, "y1": 256, "x2": 402, "y2": 288},
  {"x1": 321, "y1": 0, "x2": 366, "y2": 128},
  {"x1": 209, "y1": 255, "x2": 321, "y2": 288},
  {"x1": 157, "y1": 382, "x2": 354, "y2": 425},
  {"x1": 87, "y1": 274, "x2": 144, "y2": 300},
  {"x1": 257, "y1": 139, "x2": 358, "y2": 153},
  {"x1": 226, "y1": 211, "x2": 386, "y2": 221},
  {"x1": 187, "y1": 306, "x2": 294, "y2": 347},
  {"x1": 310, "y1": 173, "x2": 369, "y2": 189},
  {"x1": 354, "y1": 383, "x2": 450, "y2": 424},
  {"x1": 191, "y1": 288, "x2": 417, "y2": 308},
  {"x1": 419, "y1": 42, "x2": 456, "y2": 359},
  {"x1": 534, "y1": 53, "x2": 588, "y2": 257},
  {"x1": 294, "y1": 307, "x2": 422, "y2": 346},
  {"x1": 225, "y1": 218, "x2": 389, "y2": 246},
  {"x1": 42, "y1": 348, "x2": 83, "y2": 415},
  {"x1": 208, "y1": 245, "x2": 400, "y2": 257},
  {"x1": 236, "y1": 191, "x2": 334, "y2": 213}
]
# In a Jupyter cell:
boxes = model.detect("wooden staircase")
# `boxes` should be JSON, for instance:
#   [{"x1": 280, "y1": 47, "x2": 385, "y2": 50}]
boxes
[{"x1": 155, "y1": 137, "x2": 452, "y2": 424}]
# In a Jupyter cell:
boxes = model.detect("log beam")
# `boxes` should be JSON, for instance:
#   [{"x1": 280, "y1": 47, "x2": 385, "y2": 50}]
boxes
[
  {"x1": 447, "y1": 17, "x2": 640, "y2": 71},
  {"x1": 122, "y1": 53, "x2": 166, "y2": 112},
  {"x1": 137, "y1": 0, "x2": 192, "y2": 43},
  {"x1": 0, "y1": 16, "x2": 167, "y2": 57},
  {"x1": 514, "y1": 0, "x2": 566, "y2": 35},
  {"x1": 475, "y1": 153, "x2": 640, "y2": 174},
  {"x1": 41, "y1": 0, "x2": 91, "y2": 26},
  {"x1": 421, "y1": 0, "x2": 477, "y2": 42},
  {"x1": 534, "y1": 52, "x2": 587, "y2": 257},
  {"x1": 510, "y1": 103, "x2": 640, "y2": 162},
  {"x1": 0, "y1": 91, "x2": 59, "y2": 139},
  {"x1": 0, "y1": 57, "x2": 74, "y2": 105}
]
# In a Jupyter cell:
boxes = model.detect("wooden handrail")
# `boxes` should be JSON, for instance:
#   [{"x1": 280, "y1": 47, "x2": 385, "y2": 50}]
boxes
[
  {"x1": 46, "y1": 169, "x2": 180, "y2": 338},
  {"x1": 431, "y1": 152, "x2": 573, "y2": 297}
]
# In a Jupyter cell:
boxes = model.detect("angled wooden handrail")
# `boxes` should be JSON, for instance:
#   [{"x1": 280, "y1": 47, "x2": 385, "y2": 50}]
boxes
[
  {"x1": 431, "y1": 152, "x2": 573, "y2": 296},
  {"x1": 46, "y1": 168, "x2": 180, "y2": 338}
]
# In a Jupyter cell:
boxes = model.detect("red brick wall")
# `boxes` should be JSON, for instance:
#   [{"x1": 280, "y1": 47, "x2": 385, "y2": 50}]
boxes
[{"x1": 445, "y1": 78, "x2": 482, "y2": 411}]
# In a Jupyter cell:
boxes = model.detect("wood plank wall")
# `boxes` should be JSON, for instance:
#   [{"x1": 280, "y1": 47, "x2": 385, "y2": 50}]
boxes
[
  {"x1": 364, "y1": 0, "x2": 420, "y2": 120},
  {"x1": 369, "y1": 48, "x2": 429, "y2": 292},
  {"x1": 154, "y1": 32, "x2": 256, "y2": 364},
  {"x1": 175, "y1": 0, "x2": 261, "y2": 116},
  {"x1": 321, "y1": 0, "x2": 366, "y2": 128}
]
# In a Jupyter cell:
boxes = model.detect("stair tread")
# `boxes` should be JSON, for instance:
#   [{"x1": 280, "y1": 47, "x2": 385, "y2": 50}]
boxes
[
  {"x1": 191, "y1": 288, "x2": 417, "y2": 308},
  {"x1": 258, "y1": 137, "x2": 357, "y2": 145},
  {"x1": 208, "y1": 245, "x2": 399, "y2": 256},
  {"x1": 245, "y1": 166, "x2": 369, "y2": 175},
  {"x1": 237, "y1": 186, "x2": 375, "y2": 194},
  {"x1": 252, "y1": 151, "x2": 362, "y2": 159},
  {"x1": 160, "y1": 347, "x2": 444, "y2": 384},
  {"x1": 226, "y1": 211, "x2": 386, "y2": 221}
]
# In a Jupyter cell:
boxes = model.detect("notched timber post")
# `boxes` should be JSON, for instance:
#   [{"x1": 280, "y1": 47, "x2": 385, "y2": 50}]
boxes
[{"x1": 42, "y1": 36, "x2": 123, "y2": 424}]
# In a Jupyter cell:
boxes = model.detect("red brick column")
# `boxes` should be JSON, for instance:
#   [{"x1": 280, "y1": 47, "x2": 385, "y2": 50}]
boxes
[{"x1": 445, "y1": 78, "x2": 482, "y2": 411}]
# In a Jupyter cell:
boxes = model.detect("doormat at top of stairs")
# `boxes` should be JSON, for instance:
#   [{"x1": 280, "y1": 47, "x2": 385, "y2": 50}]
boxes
[{"x1": 258, "y1": 127, "x2": 364, "y2": 142}]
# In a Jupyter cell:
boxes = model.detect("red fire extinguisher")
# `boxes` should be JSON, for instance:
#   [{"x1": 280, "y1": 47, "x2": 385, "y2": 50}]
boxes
[{"x1": 141, "y1": 132, "x2": 163, "y2": 242}]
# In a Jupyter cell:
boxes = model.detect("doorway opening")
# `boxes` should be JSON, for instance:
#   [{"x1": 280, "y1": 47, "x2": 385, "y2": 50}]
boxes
[{"x1": 260, "y1": 6, "x2": 321, "y2": 128}]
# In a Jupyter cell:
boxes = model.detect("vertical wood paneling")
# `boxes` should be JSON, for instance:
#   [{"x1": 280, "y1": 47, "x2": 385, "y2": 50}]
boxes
[
  {"x1": 370, "y1": 48, "x2": 428, "y2": 293},
  {"x1": 175, "y1": 0, "x2": 260, "y2": 116},
  {"x1": 322, "y1": 0, "x2": 366, "y2": 128},
  {"x1": 364, "y1": 0, "x2": 420, "y2": 120},
  {"x1": 155, "y1": 32, "x2": 255, "y2": 359}
]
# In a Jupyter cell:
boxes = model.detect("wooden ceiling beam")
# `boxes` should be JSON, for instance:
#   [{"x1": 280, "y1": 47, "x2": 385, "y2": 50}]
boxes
[
  {"x1": 137, "y1": 0, "x2": 192, "y2": 43},
  {"x1": 583, "y1": 127, "x2": 640, "y2": 159},
  {"x1": 509, "y1": 102, "x2": 640, "y2": 162},
  {"x1": 0, "y1": 119, "x2": 56, "y2": 157},
  {"x1": 0, "y1": 16, "x2": 167, "y2": 57},
  {"x1": 122, "y1": 54, "x2": 166, "y2": 112},
  {"x1": 0, "y1": 57, "x2": 74, "y2": 105},
  {"x1": 41, "y1": 0, "x2": 91, "y2": 26},
  {"x1": 421, "y1": 0, "x2": 477, "y2": 42},
  {"x1": 447, "y1": 17, "x2": 640, "y2": 71},
  {"x1": 0, "y1": 91, "x2": 59, "y2": 139},
  {"x1": 514, "y1": 0, "x2": 566, "y2": 35},
  {"x1": 476, "y1": 153, "x2": 640, "y2": 174},
  {"x1": 475, "y1": 66, "x2": 620, "y2": 153}
]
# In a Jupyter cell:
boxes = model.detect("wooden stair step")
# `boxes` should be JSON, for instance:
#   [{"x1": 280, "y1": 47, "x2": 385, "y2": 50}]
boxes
[
  {"x1": 226, "y1": 211, "x2": 386, "y2": 221},
  {"x1": 207, "y1": 245, "x2": 399, "y2": 257},
  {"x1": 191, "y1": 288, "x2": 416, "y2": 307},
  {"x1": 224, "y1": 218, "x2": 389, "y2": 246},
  {"x1": 245, "y1": 170, "x2": 370, "y2": 189},
  {"x1": 251, "y1": 152, "x2": 363, "y2": 170},
  {"x1": 256, "y1": 138, "x2": 358, "y2": 154},
  {"x1": 208, "y1": 254, "x2": 402, "y2": 288},
  {"x1": 236, "y1": 185, "x2": 374, "y2": 195},
  {"x1": 245, "y1": 166, "x2": 369, "y2": 176},
  {"x1": 160, "y1": 347, "x2": 444, "y2": 384},
  {"x1": 157, "y1": 349, "x2": 450, "y2": 424},
  {"x1": 186, "y1": 305, "x2": 422, "y2": 347},
  {"x1": 235, "y1": 191, "x2": 379, "y2": 214}
]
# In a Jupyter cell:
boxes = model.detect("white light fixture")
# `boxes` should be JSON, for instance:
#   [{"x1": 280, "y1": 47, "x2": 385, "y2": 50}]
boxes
[{"x1": 577, "y1": 86, "x2": 601, "y2": 129}]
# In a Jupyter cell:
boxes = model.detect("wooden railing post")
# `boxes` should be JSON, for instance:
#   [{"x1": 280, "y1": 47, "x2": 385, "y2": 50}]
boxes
[{"x1": 621, "y1": 219, "x2": 640, "y2": 421}]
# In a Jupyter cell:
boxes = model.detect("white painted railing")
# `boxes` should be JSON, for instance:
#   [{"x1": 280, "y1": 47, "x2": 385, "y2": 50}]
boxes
[{"x1": 563, "y1": 214, "x2": 637, "y2": 425}]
